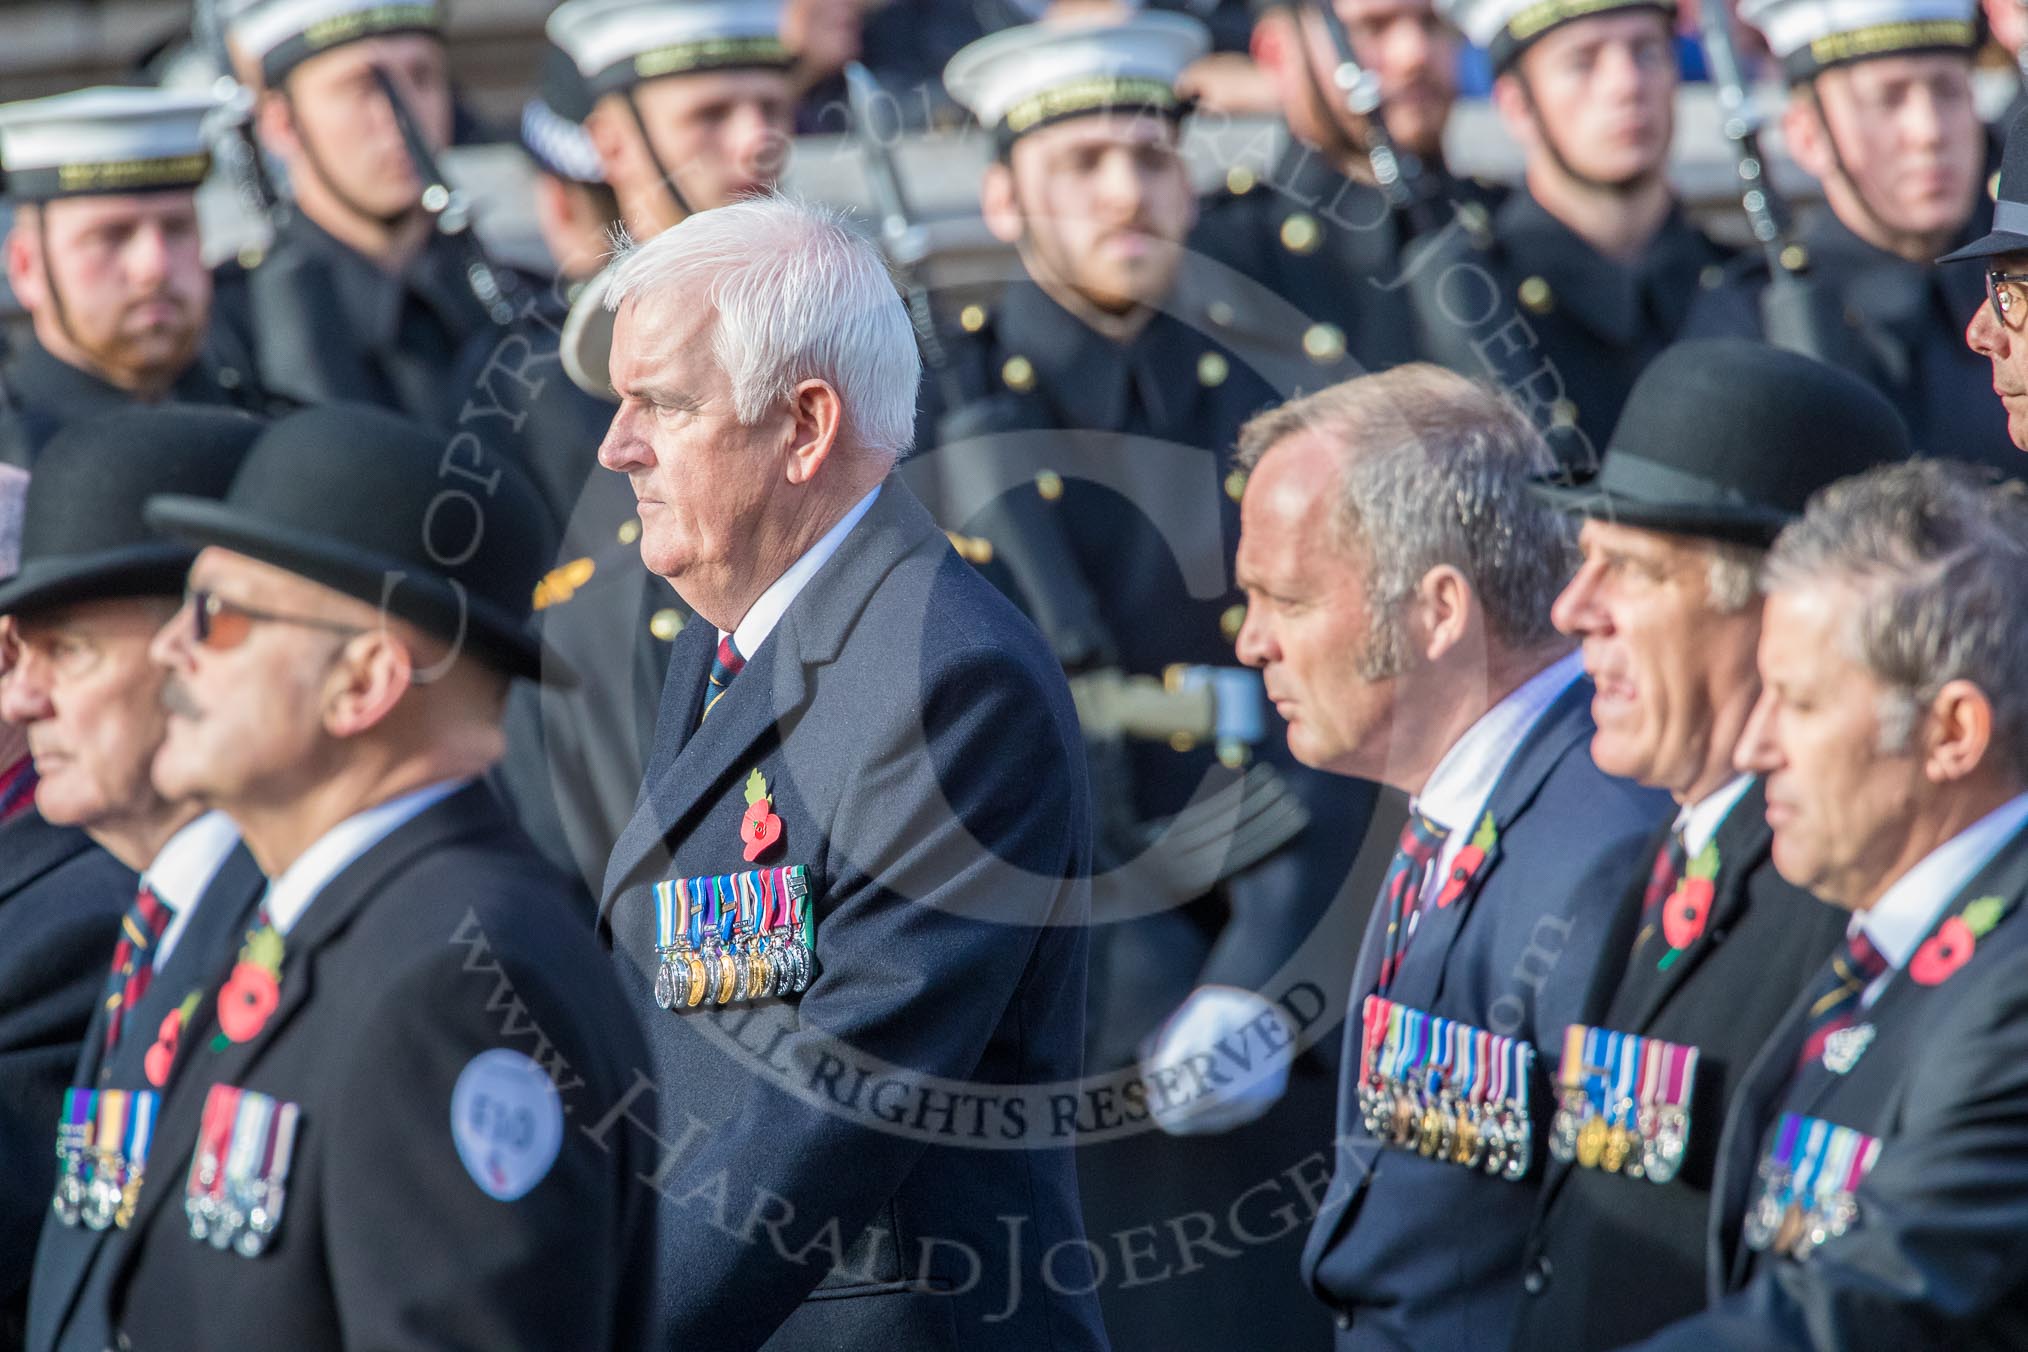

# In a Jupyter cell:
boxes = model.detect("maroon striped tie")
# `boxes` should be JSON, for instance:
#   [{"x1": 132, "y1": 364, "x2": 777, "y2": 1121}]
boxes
[{"x1": 102, "y1": 886, "x2": 171, "y2": 1062}]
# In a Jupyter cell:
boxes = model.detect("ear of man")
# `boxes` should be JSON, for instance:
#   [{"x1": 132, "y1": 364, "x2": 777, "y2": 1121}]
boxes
[{"x1": 1924, "y1": 678, "x2": 2000, "y2": 786}]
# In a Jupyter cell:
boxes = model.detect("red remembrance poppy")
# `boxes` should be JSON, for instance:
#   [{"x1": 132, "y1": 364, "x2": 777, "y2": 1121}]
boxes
[
  {"x1": 1910, "y1": 917, "x2": 1975, "y2": 987},
  {"x1": 1663, "y1": 878, "x2": 1717, "y2": 951},
  {"x1": 144, "y1": 1008, "x2": 183, "y2": 1088},
  {"x1": 217, "y1": 963, "x2": 281, "y2": 1043},
  {"x1": 1435, "y1": 846, "x2": 1486, "y2": 909},
  {"x1": 742, "y1": 811, "x2": 783, "y2": 862}
]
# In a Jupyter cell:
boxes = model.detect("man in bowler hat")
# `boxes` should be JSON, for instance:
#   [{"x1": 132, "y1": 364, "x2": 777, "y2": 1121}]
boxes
[
  {"x1": 1511, "y1": 340, "x2": 1913, "y2": 1349},
  {"x1": 97, "y1": 404, "x2": 651, "y2": 1351},
  {"x1": 1633, "y1": 461, "x2": 2028, "y2": 1349},
  {"x1": 0, "y1": 408, "x2": 269, "y2": 1352},
  {"x1": 1951, "y1": 106, "x2": 2028, "y2": 454}
]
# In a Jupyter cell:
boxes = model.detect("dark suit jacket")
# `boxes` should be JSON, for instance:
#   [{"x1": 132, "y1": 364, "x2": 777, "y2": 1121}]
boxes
[
  {"x1": 1511, "y1": 780, "x2": 1847, "y2": 1350},
  {"x1": 1300, "y1": 676, "x2": 1673, "y2": 1352},
  {"x1": 0, "y1": 813, "x2": 132, "y2": 1348},
  {"x1": 105, "y1": 785, "x2": 652, "y2": 1352},
  {"x1": 1633, "y1": 816, "x2": 2028, "y2": 1351},
  {"x1": 26, "y1": 844, "x2": 266, "y2": 1352},
  {"x1": 600, "y1": 480, "x2": 1108, "y2": 1352}
]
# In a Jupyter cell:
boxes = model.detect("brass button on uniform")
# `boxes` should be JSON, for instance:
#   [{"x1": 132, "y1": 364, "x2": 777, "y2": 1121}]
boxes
[
  {"x1": 1226, "y1": 165, "x2": 1257, "y2": 196},
  {"x1": 1001, "y1": 355, "x2": 1036, "y2": 393},
  {"x1": 1280, "y1": 213, "x2": 1321, "y2": 255},
  {"x1": 1219, "y1": 603, "x2": 1247, "y2": 640},
  {"x1": 1550, "y1": 399, "x2": 1579, "y2": 428},
  {"x1": 1207, "y1": 300, "x2": 1235, "y2": 328},
  {"x1": 649, "y1": 608, "x2": 685, "y2": 642},
  {"x1": 1197, "y1": 352, "x2": 1229, "y2": 387},
  {"x1": 1518, "y1": 276, "x2": 1553, "y2": 315},
  {"x1": 1224, "y1": 468, "x2": 1248, "y2": 502},
  {"x1": 1302, "y1": 323, "x2": 1346, "y2": 364},
  {"x1": 1779, "y1": 243, "x2": 1809, "y2": 273},
  {"x1": 1035, "y1": 469, "x2": 1065, "y2": 501},
  {"x1": 960, "y1": 303, "x2": 988, "y2": 333},
  {"x1": 618, "y1": 518, "x2": 642, "y2": 546}
]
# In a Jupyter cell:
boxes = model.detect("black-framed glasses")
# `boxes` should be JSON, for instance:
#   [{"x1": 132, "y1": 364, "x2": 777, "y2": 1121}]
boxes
[
  {"x1": 183, "y1": 589, "x2": 365, "y2": 652},
  {"x1": 1987, "y1": 267, "x2": 2028, "y2": 329}
]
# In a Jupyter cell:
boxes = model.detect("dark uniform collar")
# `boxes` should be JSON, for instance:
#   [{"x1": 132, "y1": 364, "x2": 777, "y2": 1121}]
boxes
[
  {"x1": 3, "y1": 331, "x2": 220, "y2": 421},
  {"x1": 271, "y1": 207, "x2": 487, "y2": 346},
  {"x1": 993, "y1": 277, "x2": 1199, "y2": 433},
  {"x1": 1496, "y1": 186, "x2": 1718, "y2": 345},
  {"x1": 1798, "y1": 194, "x2": 1990, "y2": 331}
]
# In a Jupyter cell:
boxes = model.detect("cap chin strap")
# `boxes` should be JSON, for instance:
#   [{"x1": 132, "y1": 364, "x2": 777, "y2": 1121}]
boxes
[
  {"x1": 32, "y1": 207, "x2": 183, "y2": 396},
  {"x1": 1291, "y1": 8, "x2": 1379, "y2": 178},
  {"x1": 32, "y1": 208, "x2": 86, "y2": 359},
  {"x1": 283, "y1": 88, "x2": 424, "y2": 233},
  {"x1": 1513, "y1": 70, "x2": 1657, "y2": 197},
  {"x1": 622, "y1": 90, "x2": 697, "y2": 230}
]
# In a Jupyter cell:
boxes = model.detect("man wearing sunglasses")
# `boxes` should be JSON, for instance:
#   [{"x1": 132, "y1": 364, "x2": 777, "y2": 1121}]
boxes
[
  {"x1": 100, "y1": 402, "x2": 650, "y2": 1352},
  {"x1": 0, "y1": 407, "x2": 269, "y2": 1352},
  {"x1": 1949, "y1": 107, "x2": 2028, "y2": 452}
]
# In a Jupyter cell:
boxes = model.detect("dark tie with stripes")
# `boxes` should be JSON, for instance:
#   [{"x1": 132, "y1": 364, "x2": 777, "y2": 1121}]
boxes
[{"x1": 700, "y1": 634, "x2": 746, "y2": 726}]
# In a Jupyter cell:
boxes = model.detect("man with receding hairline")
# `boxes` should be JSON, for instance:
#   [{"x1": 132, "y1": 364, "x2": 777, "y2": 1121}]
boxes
[{"x1": 1232, "y1": 363, "x2": 1670, "y2": 1352}]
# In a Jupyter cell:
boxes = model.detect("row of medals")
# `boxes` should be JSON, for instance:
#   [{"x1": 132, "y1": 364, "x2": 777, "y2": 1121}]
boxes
[
  {"x1": 1549, "y1": 1091, "x2": 1689, "y2": 1183},
  {"x1": 1741, "y1": 1127, "x2": 1870, "y2": 1260},
  {"x1": 185, "y1": 1134, "x2": 286, "y2": 1258},
  {"x1": 185, "y1": 1089, "x2": 294, "y2": 1258},
  {"x1": 655, "y1": 926, "x2": 813, "y2": 1009},
  {"x1": 1358, "y1": 1072, "x2": 1532, "y2": 1180},
  {"x1": 53, "y1": 1142, "x2": 142, "y2": 1232}
]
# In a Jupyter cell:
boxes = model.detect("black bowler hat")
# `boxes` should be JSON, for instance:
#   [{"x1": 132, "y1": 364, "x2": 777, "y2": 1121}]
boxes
[
  {"x1": 145, "y1": 403, "x2": 560, "y2": 682},
  {"x1": 0, "y1": 405, "x2": 263, "y2": 618},
  {"x1": 1533, "y1": 339, "x2": 1911, "y2": 546},
  {"x1": 1939, "y1": 105, "x2": 2028, "y2": 265}
]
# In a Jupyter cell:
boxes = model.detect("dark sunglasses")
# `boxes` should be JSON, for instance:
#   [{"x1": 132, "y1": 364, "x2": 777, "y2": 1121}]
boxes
[{"x1": 183, "y1": 589, "x2": 365, "y2": 652}]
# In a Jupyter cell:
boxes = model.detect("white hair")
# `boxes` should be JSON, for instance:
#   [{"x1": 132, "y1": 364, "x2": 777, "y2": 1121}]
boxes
[{"x1": 602, "y1": 195, "x2": 921, "y2": 465}]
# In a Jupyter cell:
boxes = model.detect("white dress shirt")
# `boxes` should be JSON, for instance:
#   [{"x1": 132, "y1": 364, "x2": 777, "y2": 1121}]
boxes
[
  {"x1": 721, "y1": 486, "x2": 882, "y2": 662},
  {"x1": 1852, "y1": 792, "x2": 2028, "y2": 1007},
  {"x1": 262, "y1": 779, "x2": 469, "y2": 937},
  {"x1": 1413, "y1": 650, "x2": 1586, "y2": 902},
  {"x1": 1674, "y1": 773, "x2": 1756, "y2": 859},
  {"x1": 141, "y1": 811, "x2": 243, "y2": 971}
]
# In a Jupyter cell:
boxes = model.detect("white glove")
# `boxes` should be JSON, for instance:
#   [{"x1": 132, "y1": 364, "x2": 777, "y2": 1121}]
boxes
[{"x1": 1143, "y1": 984, "x2": 1295, "y2": 1137}]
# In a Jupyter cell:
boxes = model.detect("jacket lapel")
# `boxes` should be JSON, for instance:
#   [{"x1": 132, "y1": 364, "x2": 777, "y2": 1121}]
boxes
[
  {"x1": 0, "y1": 810, "x2": 103, "y2": 902},
  {"x1": 34, "y1": 849, "x2": 270, "y2": 1352},
  {"x1": 598, "y1": 480, "x2": 946, "y2": 917},
  {"x1": 1789, "y1": 822, "x2": 2028, "y2": 1121},
  {"x1": 1619, "y1": 783, "x2": 1770, "y2": 1032},
  {"x1": 113, "y1": 787, "x2": 506, "y2": 1254},
  {"x1": 1388, "y1": 674, "x2": 1593, "y2": 1013}
]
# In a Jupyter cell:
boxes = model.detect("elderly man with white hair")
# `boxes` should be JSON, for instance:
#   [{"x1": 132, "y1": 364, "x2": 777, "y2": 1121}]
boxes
[{"x1": 593, "y1": 195, "x2": 1108, "y2": 1352}]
